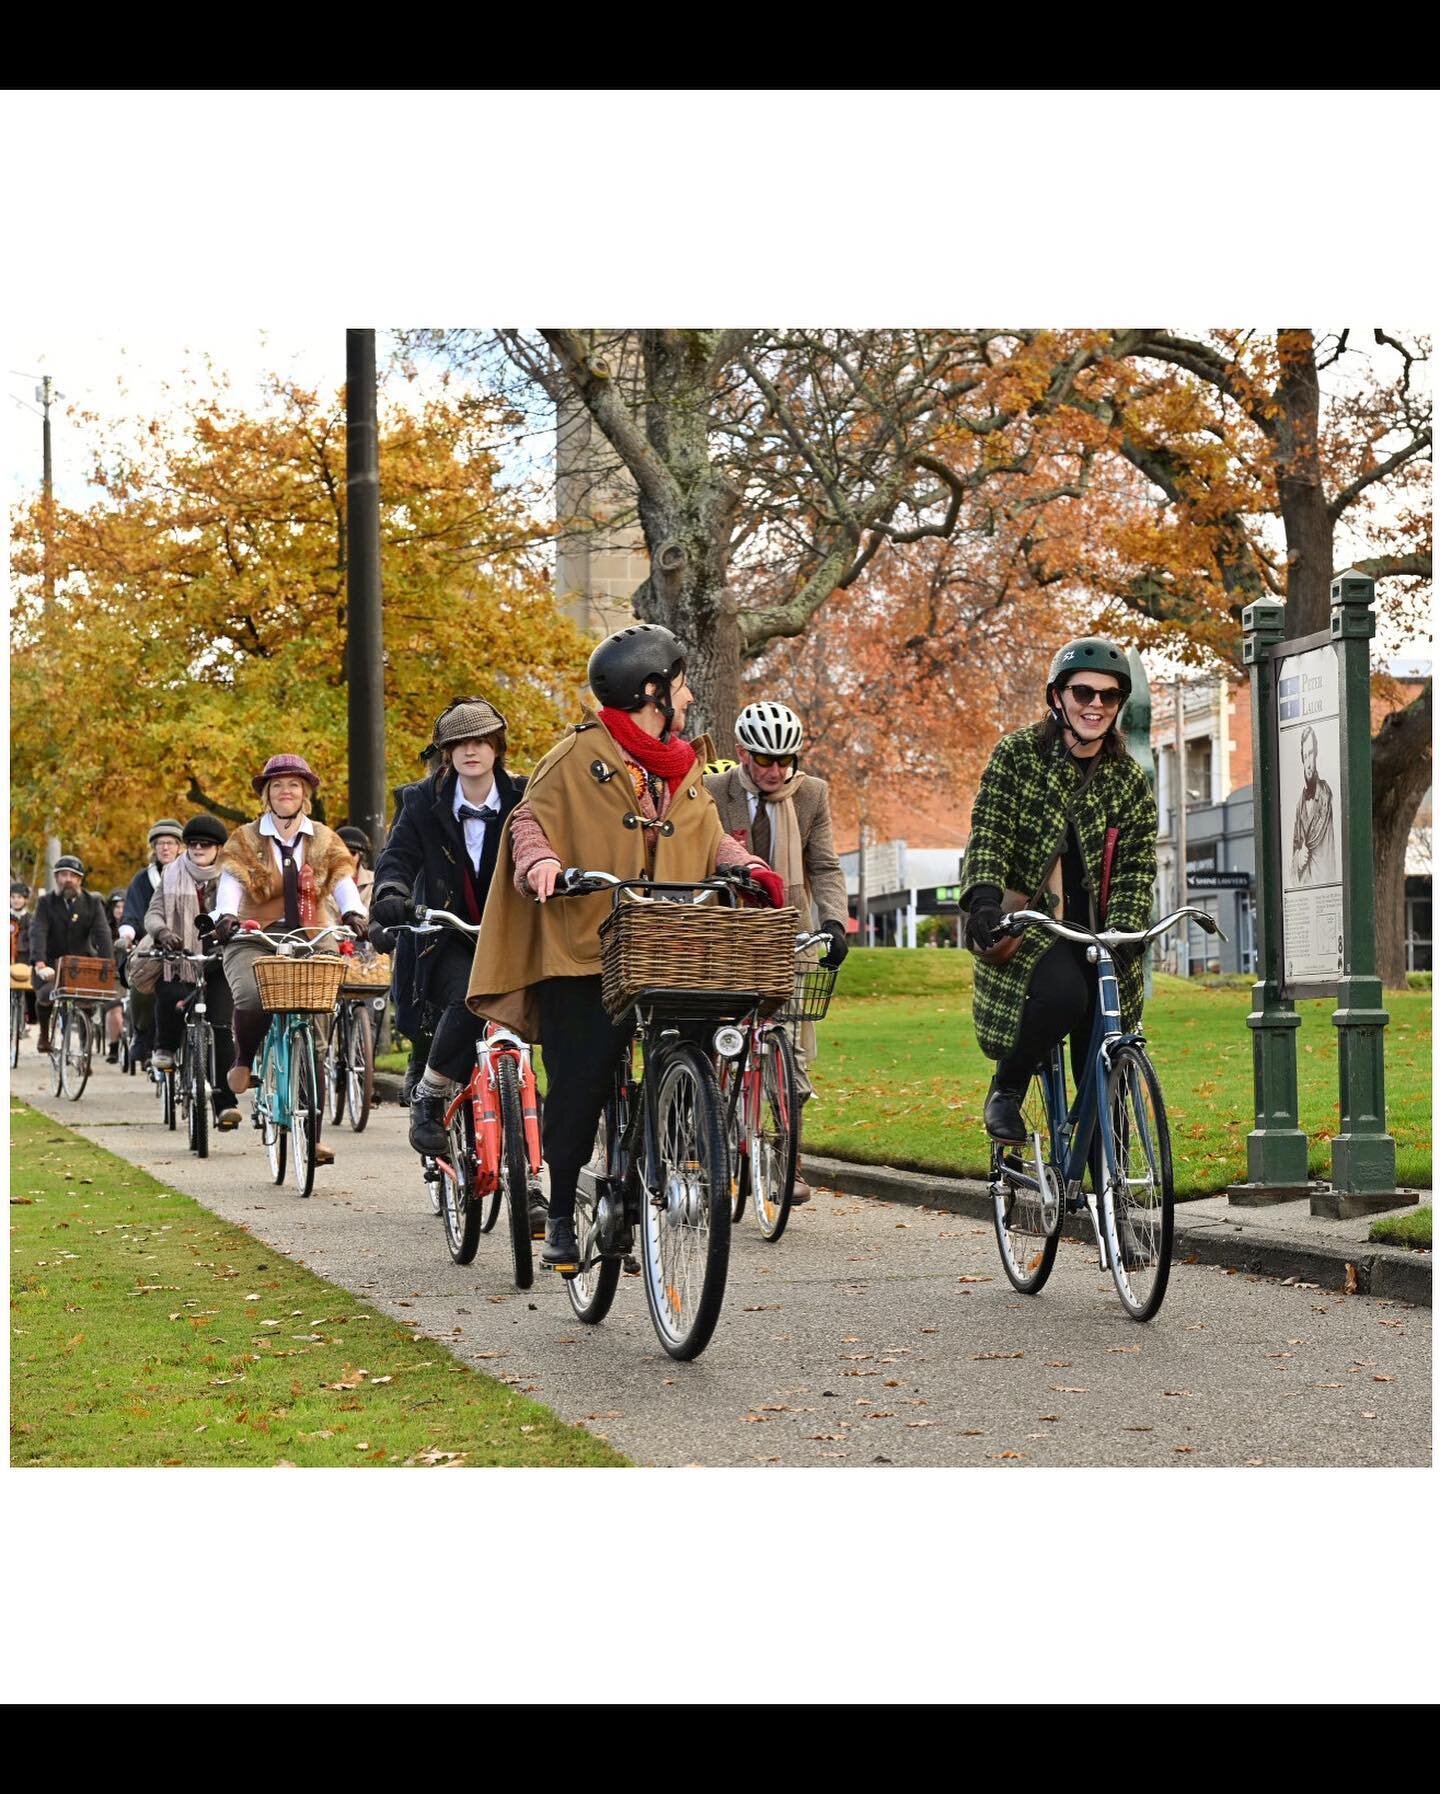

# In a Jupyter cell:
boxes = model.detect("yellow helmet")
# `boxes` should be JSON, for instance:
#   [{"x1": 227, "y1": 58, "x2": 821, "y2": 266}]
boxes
[{"x1": 703, "y1": 757, "x2": 739, "y2": 777}]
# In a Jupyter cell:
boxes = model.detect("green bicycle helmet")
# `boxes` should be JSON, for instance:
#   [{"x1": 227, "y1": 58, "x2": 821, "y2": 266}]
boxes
[{"x1": 1045, "y1": 637, "x2": 1132, "y2": 707}]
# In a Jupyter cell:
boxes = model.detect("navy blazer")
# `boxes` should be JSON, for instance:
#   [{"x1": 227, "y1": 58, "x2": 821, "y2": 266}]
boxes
[{"x1": 372, "y1": 764, "x2": 526, "y2": 1021}]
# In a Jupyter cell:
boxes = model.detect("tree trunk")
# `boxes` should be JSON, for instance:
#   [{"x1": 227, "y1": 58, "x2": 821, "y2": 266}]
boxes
[
  {"x1": 1371, "y1": 683, "x2": 1432, "y2": 988},
  {"x1": 1272, "y1": 330, "x2": 1334, "y2": 634}
]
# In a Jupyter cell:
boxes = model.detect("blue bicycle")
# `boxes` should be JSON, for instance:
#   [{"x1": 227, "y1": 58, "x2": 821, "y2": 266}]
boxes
[
  {"x1": 235, "y1": 923, "x2": 354, "y2": 1199},
  {"x1": 987, "y1": 905, "x2": 1224, "y2": 1323}
]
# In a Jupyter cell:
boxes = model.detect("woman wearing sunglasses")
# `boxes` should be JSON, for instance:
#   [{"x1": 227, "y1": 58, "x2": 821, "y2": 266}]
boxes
[{"x1": 957, "y1": 637, "x2": 1158, "y2": 1144}]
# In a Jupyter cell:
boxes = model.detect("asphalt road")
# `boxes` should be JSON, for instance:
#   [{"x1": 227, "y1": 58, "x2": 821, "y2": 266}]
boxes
[{"x1": 15, "y1": 1051, "x2": 1431, "y2": 1467}]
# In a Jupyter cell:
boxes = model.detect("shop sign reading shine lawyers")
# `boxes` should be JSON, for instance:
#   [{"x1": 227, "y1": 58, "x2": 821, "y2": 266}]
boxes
[{"x1": 1276, "y1": 643, "x2": 1345, "y2": 988}]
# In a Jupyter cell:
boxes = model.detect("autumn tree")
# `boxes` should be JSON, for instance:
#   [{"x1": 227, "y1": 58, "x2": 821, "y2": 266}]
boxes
[{"x1": 9, "y1": 373, "x2": 588, "y2": 888}]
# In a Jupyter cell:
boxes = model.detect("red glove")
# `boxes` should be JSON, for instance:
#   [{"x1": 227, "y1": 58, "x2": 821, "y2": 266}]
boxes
[{"x1": 745, "y1": 864, "x2": 787, "y2": 910}]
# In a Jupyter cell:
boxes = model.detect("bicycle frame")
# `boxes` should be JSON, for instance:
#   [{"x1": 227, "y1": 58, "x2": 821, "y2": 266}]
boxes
[{"x1": 434, "y1": 1025, "x2": 544, "y2": 1192}]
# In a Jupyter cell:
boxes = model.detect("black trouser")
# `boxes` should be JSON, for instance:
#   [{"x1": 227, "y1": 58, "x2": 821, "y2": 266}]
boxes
[
  {"x1": 536, "y1": 976, "x2": 634, "y2": 1224},
  {"x1": 424, "y1": 936, "x2": 487, "y2": 1084},
  {"x1": 155, "y1": 965, "x2": 237, "y2": 1112},
  {"x1": 996, "y1": 940, "x2": 1103, "y2": 1186}
]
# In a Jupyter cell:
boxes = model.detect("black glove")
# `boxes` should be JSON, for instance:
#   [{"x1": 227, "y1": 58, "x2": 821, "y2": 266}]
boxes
[
  {"x1": 367, "y1": 923, "x2": 397, "y2": 954},
  {"x1": 964, "y1": 900, "x2": 1004, "y2": 954},
  {"x1": 820, "y1": 920, "x2": 850, "y2": 968},
  {"x1": 370, "y1": 890, "x2": 411, "y2": 928},
  {"x1": 343, "y1": 910, "x2": 370, "y2": 943},
  {"x1": 155, "y1": 927, "x2": 184, "y2": 955},
  {"x1": 213, "y1": 915, "x2": 242, "y2": 946}
]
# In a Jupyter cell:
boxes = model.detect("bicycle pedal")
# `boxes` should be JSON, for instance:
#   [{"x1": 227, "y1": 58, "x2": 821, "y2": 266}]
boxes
[
  {"x1": 545, "y1": 1259, "x2": 580, "y2": 1277},
  {"x1": 622, "y1": 1254, "x2": 640, "y2": 1276}
]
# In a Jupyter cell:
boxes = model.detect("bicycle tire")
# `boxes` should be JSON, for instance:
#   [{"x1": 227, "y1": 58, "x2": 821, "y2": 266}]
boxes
[
  {"x1": 289, "y1": 1027, "x2": 319, "y2": 1199},
  {"x1": 567, "y1": 1105, "x2": 621, "y2": 1325},
  {"x1": 1100, "y1": 1044, "x2": 1175, "y2": 1323},
  {"x1": 260, "y1": 1037, "x2": 287, "y2": 1185},
  {"x1": 497, "y1": 1056, "x2": 534, "y2": 1290},
  {"x1": 189, "y1": 1022, "x2": 211, "y2": 1160},
  {"x1": 719, "y1": 1056, "x2": 748, "y2": 1224},
  {"x1": 162, "y1": 1062, "x2": 176, "y2": 1129},
  {"x1": 641, "y1": 1042, "x2": 732, "y2": 1361},
  {"x1": 326, "y1": 1007, "x2": 347, "y2": 1127},
  {"x1": 345, "y1": 1003, "x2": 373, "y2": 1133},
  {"x1": 992, "y1": 1070, "x2": 1063, "y2": 1295},
  {"x1": 10, "y1": 991, "x2": 22, "y2": 1069},
  {"x1": 61, "y1": 1006, "x2": 91, "y2": 1101},
  {"x1": 751, "y1": 1026, "x2": 799, "y2": 1242},
  {"x1": 441, "y1": 1097, "x2": 483, "y2": 1265}
]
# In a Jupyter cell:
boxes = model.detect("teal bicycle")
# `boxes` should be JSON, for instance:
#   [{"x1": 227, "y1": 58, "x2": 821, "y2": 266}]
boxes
[
  {"x1": 230, "y1": 922, "x2": 355, "y2": 1199},
  {"x1": 986, "y1": 905, "x2": 1224, "y2": 1323}
]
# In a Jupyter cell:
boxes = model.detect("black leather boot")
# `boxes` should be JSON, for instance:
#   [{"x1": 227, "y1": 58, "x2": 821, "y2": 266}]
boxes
[
  {"x1": 983, "y1": 1077, "x2": 1027, "y2": 1143},
  {"x1": 408, "y1": 1090, "x2": 449, "y2": 1156}
]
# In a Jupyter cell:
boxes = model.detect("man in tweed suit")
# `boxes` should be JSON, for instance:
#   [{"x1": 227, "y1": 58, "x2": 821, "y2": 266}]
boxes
[{"x1": 705, "y1": 701, "x2": 850, "y2": 1204}]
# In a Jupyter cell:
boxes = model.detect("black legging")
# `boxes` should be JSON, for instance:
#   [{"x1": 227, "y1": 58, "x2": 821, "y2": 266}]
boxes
[
  {"x1": 424, "y1": 936, "x2": 488, "y2": 1083},
  {"x1": 535, "y1": 976, "x2": 634, "y2": 1224},
  {"x1": 155, "y1": 964, "x2": 237, "y2": 1112},
  {"x1": 996, "y1": 940, "x2": 1104, "y2": 1185}
]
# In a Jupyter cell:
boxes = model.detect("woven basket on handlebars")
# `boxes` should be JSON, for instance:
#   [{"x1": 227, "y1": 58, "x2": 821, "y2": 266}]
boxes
[
  {"x1": 252, "y1": 954, "x2": 349, "y2": 1015},
  {"x1": 599, "y1": 900, "x2": 801, "y2": 1021},
  {"x1": 52, "y1": 955, "x2": 119, "y2": 1000},
  {"x1": 340, "y1": 949, "x2": 393, "y2": 996}
]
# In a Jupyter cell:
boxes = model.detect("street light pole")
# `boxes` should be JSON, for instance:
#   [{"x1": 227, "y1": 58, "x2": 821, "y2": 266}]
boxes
[
  {"x1": 1174, "y1": 677, "x2": 1188, "y2": 976},
  {"x1": 345, "y1": 329, "x2": 387, "y2": 852}
]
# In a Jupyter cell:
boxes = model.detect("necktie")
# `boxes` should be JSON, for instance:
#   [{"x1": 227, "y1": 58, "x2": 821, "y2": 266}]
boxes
[
  {"x1": 751, "y1": 801, "x2": 772, "y2": 864},
  {"x1": 276, "y1": 839, "x2": 301, "y2": 930},
  {"x1": 458, "y1": 804, "x2": 490, "y2": 871}
]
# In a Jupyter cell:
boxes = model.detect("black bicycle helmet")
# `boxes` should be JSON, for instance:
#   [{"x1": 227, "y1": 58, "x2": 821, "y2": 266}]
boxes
[
  {"x1": 337, "y1": 825, "x2": 372, "y2": 861},
  {"x1": 181, "y1": 813, "x2": 229, "y2": 848},
  {"x1": 587, "y1": 623, "x2": 686, "y2": 714},
  {"x1": 1045, "y1": 637, "x2": 1132, "y2": 708}
]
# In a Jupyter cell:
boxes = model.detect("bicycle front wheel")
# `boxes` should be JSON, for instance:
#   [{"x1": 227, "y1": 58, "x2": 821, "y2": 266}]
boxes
[
  {"x1": 497, "y1": 1057, "x2": 534, "y2": 1290},
  {"x1": 992, "y1": 1071, "x2": 1062, "y2": 1295},
  {"x1": 1100, "y1": 1044, "x2": 1175, "y2": 1323},
  {"x1": 641, "y1": 1043, "x2": 732, "y2": 1361},
  {"x1": 568, "y1": 1106, "x2": 621, "y2": 1326},
  {"x1": 441, "y1": 1097, "x2": 482, "y2": 1265},
  {"x1": 289, "y1": 1027, "x2": 320, "y2": 1199},
  {"x1": 718, "y1": 1056, "x2": 747, "y2": 1224},
  {"x1": 345, "y1": 1003, "x2": 373, "y2": 1132},
  {"x1": 60, "y1": 1006, "x2": 91, "y2": 1101},
  {"x1": 10, "y1": 990, "x2": 23, "y2": 1069},
  {"x1": 751, "y1": 1026, "x2": 799, "y2": 1242},
  {"x1": 188, "y1": 1024, "x2": 211, "y2": 1160},
  {"x1": 259, "y1": 1038, "x2": 287, "y2": 1184}
]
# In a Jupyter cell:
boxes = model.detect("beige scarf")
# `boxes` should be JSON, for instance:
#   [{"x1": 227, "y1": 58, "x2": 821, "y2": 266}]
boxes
[{"x1": 737, "y1": 766, "x2": 807, "y2": 912}]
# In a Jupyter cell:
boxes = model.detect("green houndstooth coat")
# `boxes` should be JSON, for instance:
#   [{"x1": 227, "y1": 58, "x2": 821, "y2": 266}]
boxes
[{"x1": 959, "y1": 723, "x2": 1158, "y2": 1060}]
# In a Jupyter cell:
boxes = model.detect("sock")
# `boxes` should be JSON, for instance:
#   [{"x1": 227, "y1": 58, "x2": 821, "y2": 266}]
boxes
[{"x1": 414, "y1": 1070, "x2": 454, "y2": 1102}]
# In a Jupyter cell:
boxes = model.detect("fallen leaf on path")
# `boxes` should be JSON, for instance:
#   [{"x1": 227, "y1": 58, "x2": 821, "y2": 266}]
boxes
[
  {"x1": 1106, "y1": 1344, "x2": 1140, "y2": 1355},
  {"x1": 1344, "y1": 1263, "x2": 1360, "y2": 1294},
  {"x1": 996, "y1": 1450, "x2": 1023, "y2": 1460},
  {"x1": 1173, "y1": 1445, "x2": 1195, "y2": 1454},
  {"x1": 1122, "y1": 1426, "x2": 1153, "y2": 1433},
  {"x1": 973, "y1": 1351, "x2": 1024, "y2": 1361},
  {"x1": 1051, "y1": 1386, "x2": 1088, "y2": 1394},
  {"x1": 959, "y1": 1429, "x2": 984, "y2": 1437},
  {"x1": 1373, "y1": 1374, "x2": 1395, "y2": 1382},
  {"x1": 327, "y1": 1366, "x2": 368, "y2": 1390},
  {"x1": 906, "y1": 1419, "x2": 938, "y2": 1428},
  {"x1": 956, "y1": 1275, "x2": 992, "y2": 1284}
]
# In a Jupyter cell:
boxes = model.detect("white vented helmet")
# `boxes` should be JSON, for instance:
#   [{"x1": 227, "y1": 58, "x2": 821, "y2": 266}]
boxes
[{"x1": 735, "y1": 701, "x2": 804, "y2": 756}]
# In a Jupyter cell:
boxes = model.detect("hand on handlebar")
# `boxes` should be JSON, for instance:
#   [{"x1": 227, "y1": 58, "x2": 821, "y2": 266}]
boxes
[
  {"x1": 212, "y1": 915, "x2": 241, "y2": 945},
  {"x1": 528, "y1": 858, "x2": 563, "y2": 903},
  {"x1": 964, "y1": 899, "x2": 1003, "y2": 953},
  {"x1": 743, "y1": 864, "x2": 787, "y2": 910},
  {"x1": 369, "y1": 891, "x2": 412, "y2": 929},
  {"x1": 154, "y1": 927, "x2": 184, "y2": 955},
  {"x1": 820, "y1": 919, "x2": 850, "y2": 967}
]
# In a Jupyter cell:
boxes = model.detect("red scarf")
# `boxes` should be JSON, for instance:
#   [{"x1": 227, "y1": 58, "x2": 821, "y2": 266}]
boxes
[{"x1": 598, "y1": 707, "x2": 698, "y2": 794}]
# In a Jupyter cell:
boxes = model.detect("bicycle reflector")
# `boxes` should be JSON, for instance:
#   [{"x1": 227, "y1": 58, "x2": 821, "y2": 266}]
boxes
[{"x1": 713, "y1": 1025, "x2": 746, "y2": 1059}]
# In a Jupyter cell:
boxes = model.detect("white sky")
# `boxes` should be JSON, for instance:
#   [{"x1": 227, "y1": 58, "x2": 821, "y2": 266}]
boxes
[{"x1": 2, "y1": 88, "x2": 1437, "y2": 1710}]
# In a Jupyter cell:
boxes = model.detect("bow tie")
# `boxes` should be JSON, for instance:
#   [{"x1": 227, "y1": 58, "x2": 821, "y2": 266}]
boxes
[{"x1": 458, "y1": 804, "x2": 493, "y2": 824}]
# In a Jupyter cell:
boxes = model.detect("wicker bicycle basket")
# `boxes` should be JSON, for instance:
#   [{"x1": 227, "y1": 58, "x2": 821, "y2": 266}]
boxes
[
  {"x1": 776, "y1": 957, "x2": 838, "y2": 1024},
  {"x1": 52, "y1": 955, "x2": 119, "y2": 1000},
  {"x1": 599, "y1": 900, "x2": 801, "y2": 1021},
  {"x1": 252, "y1": 953, "x2": 349, "y2": 1015},
  {"x1": 340, "y1": 949, "x2": 393, "y2": 997}
]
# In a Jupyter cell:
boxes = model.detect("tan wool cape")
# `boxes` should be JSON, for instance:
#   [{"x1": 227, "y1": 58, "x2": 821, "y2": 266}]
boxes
[
  {"x1": 215, "y1": 820, "x2": 354, "y2": 928},
  {"x1": 466, "y1": 719, "x2": 724, "y2": 1041}
]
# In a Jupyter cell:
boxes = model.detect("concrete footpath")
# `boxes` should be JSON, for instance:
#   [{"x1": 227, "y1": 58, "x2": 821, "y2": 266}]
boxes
[{"x1": 14, "y1": 1054, "x2": 1429, "y2": 1468}]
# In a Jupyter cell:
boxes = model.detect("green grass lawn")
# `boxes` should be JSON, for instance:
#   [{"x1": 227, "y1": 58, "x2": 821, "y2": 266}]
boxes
[
  {"x1": 9, "y1": 1101, "x2": 626, "y2": 1468},
  {"x1": 804, "y1": 950, "x2": 1431, "y2": 1199},
  {"x1": 1369, "y1": 1206, "x2": 1432, "y2": 1249}
]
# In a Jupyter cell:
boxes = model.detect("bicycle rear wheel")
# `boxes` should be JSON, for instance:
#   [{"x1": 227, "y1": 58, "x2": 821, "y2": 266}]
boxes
[
  {"x1": 345, "y1": 1003, "x2": 373, "y2": 1132},
  {"x1": 751, "y1": 1026, "x2": 798, "y2": 1242},
  {"x1": 992, "y1": 1069, "x2": 1062, "y2": 1295},
  {"x1": 1100, "y1": 1044, "x2": 1175, "y2": 1323},
  {"x1": 289, "y1": 1027, "x2": 320, "y2": 1199},
  {"x1": 441, "y1": 1097, "x2": 483, "y2": 1265},
  {"x1": 188, "y1": 1023, "x2": 211, "y2": 1160},
  {"x1": 10, "y1": 990, "x2": 23, "y2": 1069},
  {"x1": 641, "y1": 1043, "x2": 732, "y2": 1361},
  {"x1": 718, "y1": 1056, "x2": 747, "y2": 1224},
  {"x1": 326, "y1": 1008, "x2": 347, "y2": 1126},
  {"x1": 60, "y1": 1006, "x2": 91, "y2": 1101},
  {"x1": 497, "y1": 1057, "x2": 534, "y2": 1290},
  {"x1": 162, "y1": 1061, "x2": 176, "y2": 1129},
  {"x1": 568, "y1": 1105, "x2": 622, "y2": 1325},
  {"x1": 260, "y1": 1038, "x2": 287, "y2": 1185}
]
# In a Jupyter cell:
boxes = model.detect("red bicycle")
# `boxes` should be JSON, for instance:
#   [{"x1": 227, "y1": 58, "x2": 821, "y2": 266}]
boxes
[{"x1": 397, "y1": 908, "x2": 542, "y2": 1288}]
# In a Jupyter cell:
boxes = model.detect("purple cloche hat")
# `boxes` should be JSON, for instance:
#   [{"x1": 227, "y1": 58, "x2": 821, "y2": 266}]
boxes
[{"x1": 251, "y1": 753, "x2": 321, "y2": 796}]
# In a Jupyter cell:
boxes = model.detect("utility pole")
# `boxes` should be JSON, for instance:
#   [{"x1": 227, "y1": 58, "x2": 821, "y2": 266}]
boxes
[
  {"x1": 32, "y1": 373, "x2": 62, "y2": 879},
  {"x1": 1174, "y1": 676, "x2": 1189, "y2": 977},
  {"x1": 345, "y1": 330, "x2": 387, "y2": 853}
]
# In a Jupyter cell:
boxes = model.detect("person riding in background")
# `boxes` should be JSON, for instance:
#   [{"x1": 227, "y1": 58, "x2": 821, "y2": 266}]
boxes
[
  {"x1": 104, "y1": 888, "x2": 128, "y2": 1060},
  {"x1": 465, "y1": 623, "x2": 784, "y2": 1272},
  {"x1": 209, "y1": 755, "x2": 369, "y2": 1167},
  {"x1": 957, "y1": 637, "x2": 1158, "y2": 1148},
  {"x1": 336, "y1": 826, "x2": 375, "y2": 909},
  {"x1": 117, "y1": 820, "x2": 185, "y2": 1069},
  {"x1": 10, "y1": 881, "x2": 36, "y2": 1038},
  {"x1": 144, "y1": 814, "x2": 241, "y2": 1129},
  {"x1": 704, "y1": 700, "x2": 850, "y2": 1204},
  {"x1": 369, "y1": 700, "x2": 536, "y2": 1220},
  {"x1": 30, "y1": 856, "x2": 115, "y2": 1056}
]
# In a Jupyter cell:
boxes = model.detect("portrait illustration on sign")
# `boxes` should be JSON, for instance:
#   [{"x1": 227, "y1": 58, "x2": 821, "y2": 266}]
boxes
[
  {"x1": 1277, "y1": 643, "x2": 1346, "y2": 987},
  {"x1": 1289, "y1": 723, "x2": 1338, "y2": 887}
]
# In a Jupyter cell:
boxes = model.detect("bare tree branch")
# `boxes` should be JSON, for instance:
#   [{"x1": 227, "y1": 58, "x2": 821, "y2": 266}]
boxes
[{"x1": 1327, "y1": 428, "x2": 1432, "y2": 521}]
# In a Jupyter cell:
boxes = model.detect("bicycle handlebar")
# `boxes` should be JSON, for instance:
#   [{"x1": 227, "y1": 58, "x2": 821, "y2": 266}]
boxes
[
  {"x1": 232, "y1": 923, "x2": 357, "y2": 953},
  {"x1": 395, "y1": 906, "x2": 481, "y2": 938},
  {"x1": 999, "y1": 905, "x2": 1229, "y2": 948}
]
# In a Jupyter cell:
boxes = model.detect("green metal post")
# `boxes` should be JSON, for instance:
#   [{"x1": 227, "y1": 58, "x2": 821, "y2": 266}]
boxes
[
  {"x1": 1228, "y1": 598, "x2": 1310, "y2": 1204},
  {"x1": 1316, "y1": 571, "x2": 1407, "y2": 1217}
]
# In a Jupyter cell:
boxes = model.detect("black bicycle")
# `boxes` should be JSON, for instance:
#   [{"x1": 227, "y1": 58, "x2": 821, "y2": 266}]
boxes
[{"x1": 325, "y1": 992, "x2": 380, "y2": 1133}]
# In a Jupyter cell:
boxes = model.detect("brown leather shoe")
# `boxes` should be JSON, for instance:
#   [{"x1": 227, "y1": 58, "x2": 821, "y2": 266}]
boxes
[
  {"x1": 227, "y1": 1063, "x2": 253, "y2": 1095},
  {"x1": 790, "y1": 1176, "x2": 812, "y2": 1206},
  {"x1": 314, "y1": 1144, "x2": 335, "y2": 1167}
]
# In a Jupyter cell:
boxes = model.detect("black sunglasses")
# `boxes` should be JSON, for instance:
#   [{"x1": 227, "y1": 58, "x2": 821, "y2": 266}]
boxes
[
  {"x1": 750, "y1": 751, "x2": 797, "y2": 770},
  {"x1": 1065, "y1": 682, "x2": 1125, "y2": 710}
]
